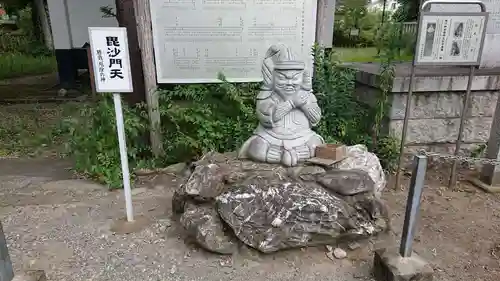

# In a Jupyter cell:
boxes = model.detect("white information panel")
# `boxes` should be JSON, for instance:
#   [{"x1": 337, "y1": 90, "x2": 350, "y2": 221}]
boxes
[
  {"x1": 430, "y1": 1, "x2": 500, "y2": 67},
  {"x1": 149, "y1": 0, "x2": 318, "y2": 83},
  {"x1": 415, "y1": 13, "x2": 487, "y2": 65},
  {"x1": 88, "y1": 27, "x2": 133, "y2": 93}
]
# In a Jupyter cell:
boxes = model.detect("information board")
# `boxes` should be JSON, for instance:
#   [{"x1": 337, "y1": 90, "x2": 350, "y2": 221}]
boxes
[
  {"x1": 415, "y1": 12, "x2": 488, "y2": 65},
  {"x1": 149, "y1": 0, "x2": 318, "y2": 83},
  {"x1": 430, "y1": 0, "x2": 500, "y2": 67},
  {"x1": 88, "y1": 27, "x2": 133, "y2": 93}
]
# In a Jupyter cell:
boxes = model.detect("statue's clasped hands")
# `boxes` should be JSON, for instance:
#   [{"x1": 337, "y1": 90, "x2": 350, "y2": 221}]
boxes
[{"x1": 290, "y1": 91, "x2": 309, "y2": 108}]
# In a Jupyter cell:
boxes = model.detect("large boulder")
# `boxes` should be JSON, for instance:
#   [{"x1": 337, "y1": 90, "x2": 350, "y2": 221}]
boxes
[
  {"x1": 216, "y1": 178, "x2": 387, "y2": 253},
  {"x1": 171, "y1": 147, "x2": 389, "y2": 254}
]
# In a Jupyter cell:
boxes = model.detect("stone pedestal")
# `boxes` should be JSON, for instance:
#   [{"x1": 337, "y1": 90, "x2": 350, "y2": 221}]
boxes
[
  {"x1": 373, "y1": 248, "x2": 434, "y2": 281},
  {"x1": 471, "y1": 96, "x2": 500, "y2": 192},
  {"x1": 0, "y1": 221, "x2": 14, "y2": 281}
]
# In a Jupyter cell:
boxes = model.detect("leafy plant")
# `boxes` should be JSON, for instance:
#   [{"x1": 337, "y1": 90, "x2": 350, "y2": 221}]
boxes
[
  {"x1": 313, "y1": 45, "x2": 371, "y2": 145},
  {"x1": 63, "y1": 95, "x2": 151, "y2": 188},
  {"x1": 157, "y1": 74, "x2": 259, "y2": 163}
]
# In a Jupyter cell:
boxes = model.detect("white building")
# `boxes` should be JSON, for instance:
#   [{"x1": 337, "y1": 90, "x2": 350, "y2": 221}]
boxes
[
  {"x1": 44, "y1": 0, "x2": 118, "y2": 88},
  {"x1": 367, "y1": 0, "x2": 400, "y2": 12}
]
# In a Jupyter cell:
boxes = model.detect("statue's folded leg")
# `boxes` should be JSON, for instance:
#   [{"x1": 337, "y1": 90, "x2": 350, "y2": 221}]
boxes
[
  {"x1": 306, "y1": 133, "x2": 325, "y2": 157},
  {"x1": 247, "y1": 136, "x2": 282, "y2": 164}
]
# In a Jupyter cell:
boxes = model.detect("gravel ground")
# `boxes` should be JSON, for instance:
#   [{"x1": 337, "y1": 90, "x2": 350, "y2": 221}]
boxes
[
  {"x1": 1, "y1": 158, "x2": 499, "y2": 281},
  {"x1": 0, "y1": 158, "x2": 376, "y2": 281}
]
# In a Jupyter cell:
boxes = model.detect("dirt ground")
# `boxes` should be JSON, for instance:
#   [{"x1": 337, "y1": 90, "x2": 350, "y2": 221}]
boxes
[{"x1": 0, "y1": 157, "x2": 499, "y2": 281}]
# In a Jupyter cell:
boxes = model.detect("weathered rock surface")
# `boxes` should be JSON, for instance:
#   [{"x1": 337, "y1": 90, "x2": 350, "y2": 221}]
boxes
[
  {"x1": 172, "y1": 147, "x2": 389, "y2": 254},
  {"x1": 216, "y1": 179, "x2": 387, "y2": 253},
  {"x1": 301, "y1": 169, "x2": 375, "y2": 196},
  {"x1": 180, "y1": 203, "x2": 237, "y2": 254},
  {"x1": 335, "y1": 145, "x2": 387, "y2": 197}
]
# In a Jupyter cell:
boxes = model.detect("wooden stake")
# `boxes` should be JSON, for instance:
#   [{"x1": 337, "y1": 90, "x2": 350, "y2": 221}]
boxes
[
  {"x1": 133, "y1": 0, "x2": 163, "y2": 156},
  {"x1": 114, "y1": 0, "x2": 147, "y2": 106}
]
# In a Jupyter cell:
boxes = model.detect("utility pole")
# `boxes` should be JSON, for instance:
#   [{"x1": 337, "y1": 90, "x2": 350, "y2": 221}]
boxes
[{"x1": 133, "y1": 0, "x2": 163, "y2": 156}]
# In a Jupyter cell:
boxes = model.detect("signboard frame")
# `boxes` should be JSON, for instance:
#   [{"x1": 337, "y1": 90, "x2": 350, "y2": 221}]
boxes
[
  {"x1": 88, "y1": 27, "x2": 134, "y2": 93},
  {"x1": 414, "y1": 11, "x2": 489, "y2": 66},
  {"x1": 395, "y1": 0, "x2": 489, "y2": 191}
]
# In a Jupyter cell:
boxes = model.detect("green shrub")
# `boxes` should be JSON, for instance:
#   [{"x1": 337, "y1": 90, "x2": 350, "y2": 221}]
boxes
[
  {"x1": 62, "y1": 96, "x2": 151, "y2": 188},
  {"x1": 0, "y1": 52, "x2": 56, "y2": 79},
  {"x1": 157, "y1": 75, "x2": 259, "y2": 163}
]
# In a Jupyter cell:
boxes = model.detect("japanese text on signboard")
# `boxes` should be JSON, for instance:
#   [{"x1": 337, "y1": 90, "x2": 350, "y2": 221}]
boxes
[{"x1": 89, "y1": 27, "x2": 133, "y2": 93}]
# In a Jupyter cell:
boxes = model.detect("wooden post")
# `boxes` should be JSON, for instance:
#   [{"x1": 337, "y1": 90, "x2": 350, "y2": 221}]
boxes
[
  {"x1": 114, "y1": 0, "x2": 146, "y2": 106},
  {"x1": 133, "y1": 0, "x2": 163, "y2": 156},
  {"x1": 315, "y1": 0, "x2": 336, "y2": 48},
  {"x1": 0, "y1": 221, "x2": 14, "y2": 281},
  {"x1": 86, "y1": 44, "x2": 97, "y2": 99}
]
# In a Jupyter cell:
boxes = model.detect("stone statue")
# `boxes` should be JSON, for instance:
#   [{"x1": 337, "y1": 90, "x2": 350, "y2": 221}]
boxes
[{"x1": 238, "y1": 44, "x2": 324, "y2": 166}]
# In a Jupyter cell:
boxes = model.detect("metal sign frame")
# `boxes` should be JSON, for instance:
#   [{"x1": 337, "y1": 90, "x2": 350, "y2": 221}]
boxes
[
  {"x1": 414, "y1": 11, "x2": 489, "y2": 66},
  {"x1": 395, "y1": 0, "x2": 490, "y2": 190}
]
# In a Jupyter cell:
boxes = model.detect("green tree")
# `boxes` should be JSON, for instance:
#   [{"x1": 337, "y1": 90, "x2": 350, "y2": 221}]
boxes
[
  {"x1": 393, "y1": 0, "x2": 420, "y2": 22},
  {"x1": 336, "y1": 0, "x2": 369, "y2": 28}
]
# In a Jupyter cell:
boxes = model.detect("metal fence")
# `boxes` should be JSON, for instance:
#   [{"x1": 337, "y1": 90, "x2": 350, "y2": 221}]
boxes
[{"x1": 401, "y1": 21, "x2": 418, "y2": 35}]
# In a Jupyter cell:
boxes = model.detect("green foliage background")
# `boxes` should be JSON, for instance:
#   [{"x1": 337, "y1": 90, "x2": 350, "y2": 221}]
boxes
[{"x1": 63, "y1": 45, "x2": 400, "y2": 188}]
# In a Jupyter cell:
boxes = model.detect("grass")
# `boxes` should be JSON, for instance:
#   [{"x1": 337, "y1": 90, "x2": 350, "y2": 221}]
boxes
[
  {"x1": 0, "y1": 102, "x2": 81, "y2": 158},
  {"x1": 0, "y1": 53, "x2": 57, "y2": 80},
  {"x1": 333, "y1": 47, "x2": 413, "y2": 62}
]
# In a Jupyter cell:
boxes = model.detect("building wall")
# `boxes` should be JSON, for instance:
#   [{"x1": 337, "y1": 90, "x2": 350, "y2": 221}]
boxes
[
  {"x1": 66, "y1": 0, "x2": 117, "y2": 48},
  {"x1": 47, "y1": 0, "x2": 117, "y2": 49}
]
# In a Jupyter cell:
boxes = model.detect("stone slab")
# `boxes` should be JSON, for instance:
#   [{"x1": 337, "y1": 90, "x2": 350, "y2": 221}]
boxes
[
  {"x1": 390, "y1": 91, "x2": 499, "y2": 120},
  {"x1": 390, "y1": 117, "x2": 493, "y2": 143},
  {"x1": 468, "y1": 178, "x2": 500, "y2": 193},
  {"x1": 0, "y1": 221, "x2": 14, "y2": 281},
  {"x1": 479, "y1": 95, "x2": 500, "y2": 186},
  {"x1": 373, "y1": 247, "x2": 434, "y2": 281},
  {"x1": 351, "y1": 63, "x2": 500, "y2": 92}
]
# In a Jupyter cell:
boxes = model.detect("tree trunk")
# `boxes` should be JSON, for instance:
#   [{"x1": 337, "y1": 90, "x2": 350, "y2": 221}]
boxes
[
  {"x1": 35, "y1": 0, "x2": 53, "y2": 49},
  {"x1": 30, "y1": 1, "x2": 42, "y2": 41},
  {"x1": 133, "y1": 0, "x2": 163, "y2": 156}
]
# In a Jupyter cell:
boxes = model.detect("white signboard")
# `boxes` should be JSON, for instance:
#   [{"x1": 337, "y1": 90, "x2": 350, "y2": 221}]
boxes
[
  {"x1": 88, "y1": 27, "x2": 133, "y2": 93},
  {"x1": 149, "y1": 0, "x2": 318, "y2": 83},
  {"x1": 415, "y1": 13, "x2": 487, "y2": 65},
  {"x1": 430, "y1": 0, "x2": 500, "y2": 67}
]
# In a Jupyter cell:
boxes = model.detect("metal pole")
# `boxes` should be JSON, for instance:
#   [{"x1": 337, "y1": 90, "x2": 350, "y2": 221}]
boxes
[
  {"x1": 377, "y1": 0, "x2": 388, "y2": 55},
  {"x1": 113, "y1": 93, "x2": 134, "y2": 222},
  {"x1": 395, "y1": 62, "x2": 418, "y2": 189},
  {"x1": 0, "y1": 221, "x2": 14, "y2": 281},
  {"x1": 449, "y1": 65, "x2": 476, "y2": 188},
  {"x1": 399, "y1": 154, "x2": 428, "y2": 257},
  {"x1": 394, "y1": 0, "x2": 427, "y2": 189}
]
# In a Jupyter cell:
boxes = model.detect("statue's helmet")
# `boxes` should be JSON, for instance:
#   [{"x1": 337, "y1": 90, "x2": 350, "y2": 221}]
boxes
[{"x1": 261, "y1": 44, "x2": 311, "y2": 91}]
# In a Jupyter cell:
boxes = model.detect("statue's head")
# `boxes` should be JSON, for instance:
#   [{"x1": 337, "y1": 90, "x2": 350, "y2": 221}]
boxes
[
  {"x1": 261, "y1": 44, "x2": 312, "y2": 94},
  {"x1": 273, "y1": 61, "x2": 305, "y2": 97}
]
